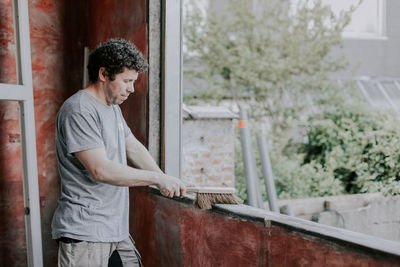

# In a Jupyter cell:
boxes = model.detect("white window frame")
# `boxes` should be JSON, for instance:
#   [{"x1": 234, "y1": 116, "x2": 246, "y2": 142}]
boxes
[
  {"x1": 291, "y1": 0, "x2": 387, "y2": 40},
  {"x1": 341, "y1": 0, "x2": 387, "y2": 40},
  {"x1": 0, "y1": 0, "x2": 43, "y2": 266},
  {"x1": 162, "y1": 0, "x2": 183, "y2": 178}
]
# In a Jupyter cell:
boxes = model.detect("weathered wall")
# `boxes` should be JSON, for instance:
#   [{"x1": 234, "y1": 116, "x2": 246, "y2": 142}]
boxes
[
  {"x1": 87, "y1": 0, "x2": 149, "y2": 146},
  {"x1": 31, "y1": 1, "x2": 87, "y2": 265},
  {"x1": 132, "y1": 188, "x2": 400, "y2": 267},
  {"x1": 0, "y1": 0, "x2": 149, "y2": 266}
]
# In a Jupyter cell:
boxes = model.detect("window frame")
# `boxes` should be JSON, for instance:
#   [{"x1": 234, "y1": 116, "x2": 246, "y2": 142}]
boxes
[
  {"x1": 341, "y1": 0, "x2": 387, "y2": 40},
  {"x1": 0, "y1": 1, "x2": 43, "y2": 266}
]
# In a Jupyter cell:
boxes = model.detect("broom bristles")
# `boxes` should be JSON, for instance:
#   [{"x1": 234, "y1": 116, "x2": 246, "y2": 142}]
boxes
[{"x1": 195, "y1": 192, "x2": 243, "y2": 210}]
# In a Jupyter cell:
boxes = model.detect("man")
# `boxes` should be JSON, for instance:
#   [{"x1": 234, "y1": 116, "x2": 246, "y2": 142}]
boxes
[{"x1": 51, "y1": 38, "x2": 186, "y2": 267}]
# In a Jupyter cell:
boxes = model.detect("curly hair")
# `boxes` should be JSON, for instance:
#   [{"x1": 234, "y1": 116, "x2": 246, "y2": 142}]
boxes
[{"x1": 87, "y1": 38, "x2": 148, "y2": 83}]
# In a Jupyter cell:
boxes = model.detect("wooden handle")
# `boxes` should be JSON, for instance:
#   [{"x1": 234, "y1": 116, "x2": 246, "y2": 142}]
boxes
[{"x1": 186, "y1": 187, "x2": 236, "y2": 194}]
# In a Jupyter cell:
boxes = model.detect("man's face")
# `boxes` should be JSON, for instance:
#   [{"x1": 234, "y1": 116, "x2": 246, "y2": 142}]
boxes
[{"x1": 104, "y1": 68, "x2": 139, "y2": 105}]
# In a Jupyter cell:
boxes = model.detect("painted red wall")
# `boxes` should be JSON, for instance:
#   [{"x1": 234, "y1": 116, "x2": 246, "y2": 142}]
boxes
[
  {"x1": 87, "y1": 0, "x2": 149, "y2": 146},
  {"x1": 132, "y1": 188, "x2": 400, "y2": 267},
  {"x1": 0, "y1": 0, "x2": 148, "y2": 266}
]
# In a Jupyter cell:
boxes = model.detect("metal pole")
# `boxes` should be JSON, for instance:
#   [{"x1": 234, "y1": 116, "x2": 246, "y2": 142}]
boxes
[
  {"x1": 238, "y1": 110, "x2": 264, "y2": 208},
  {"x1": 257, "y1": 135, "x2": 279, "y2": 213}
]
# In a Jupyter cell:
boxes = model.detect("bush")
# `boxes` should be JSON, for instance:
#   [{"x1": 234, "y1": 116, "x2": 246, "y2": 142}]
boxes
[
  {"x1": 235, "y1": 104, "x2": 400, "y2": 202},
  {"x1": 235, "y1": 130, "x2": 346, "y2": 202},
  {"x1": 270, "y1": 104, "x2": 400, "y2": 199},
  {"x1": 299, "y1": 105, "x2": 400, "y2": 195},
  {"x1": 272, "y1": 155, "x2": 345, "y2": 199}
]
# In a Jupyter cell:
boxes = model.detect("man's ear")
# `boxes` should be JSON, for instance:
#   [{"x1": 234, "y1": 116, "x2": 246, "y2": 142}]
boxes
[{"x1": 98, "y1": 67, "x2": 107, "y2": 82}]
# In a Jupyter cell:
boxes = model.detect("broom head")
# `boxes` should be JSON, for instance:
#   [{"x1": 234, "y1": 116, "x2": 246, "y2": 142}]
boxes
[{"x1": 187, "y1": 187, "x2": 243, "y2": 210}]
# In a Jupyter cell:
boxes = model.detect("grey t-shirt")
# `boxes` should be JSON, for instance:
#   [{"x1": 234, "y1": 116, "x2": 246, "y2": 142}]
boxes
[{"x1": 51, "y1": 90, "x2": 132, "y2": 242}]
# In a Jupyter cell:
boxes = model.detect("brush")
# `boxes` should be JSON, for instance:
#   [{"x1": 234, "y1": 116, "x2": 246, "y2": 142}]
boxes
[{"x1": 186, "y1": 187, "x2": 243, "y2": 209}]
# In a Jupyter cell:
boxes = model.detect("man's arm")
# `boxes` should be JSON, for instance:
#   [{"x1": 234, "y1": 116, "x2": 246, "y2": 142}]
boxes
[
  {"x1": 74, "y1": 147, "x2": 185, "y2": 198},
  {"x1": 125, "y1": 133, "x2": 163, "y2": 173},
  {"x1": 124, "y1": 133, "x2": 187, "y2": 197}
]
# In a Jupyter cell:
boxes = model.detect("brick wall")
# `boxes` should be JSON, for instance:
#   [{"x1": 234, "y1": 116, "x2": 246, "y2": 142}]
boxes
[{"x1": 181, "y1": 106, "x2": 236, "y2": 187}]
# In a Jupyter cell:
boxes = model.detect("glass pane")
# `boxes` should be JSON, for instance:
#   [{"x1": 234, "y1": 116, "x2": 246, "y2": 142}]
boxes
[
  {"x1": 0, "y1": 0, "x2": 18, "y2": 84},
  {"x1": 343, "y1": 0, "x2": 379, "y2": 34},
  {"x1": 0, "y1": 100, "x2": 27, "y2": 266},
  {"x1": 321, "y1": 0, "x2": 382, "y2": 37}
]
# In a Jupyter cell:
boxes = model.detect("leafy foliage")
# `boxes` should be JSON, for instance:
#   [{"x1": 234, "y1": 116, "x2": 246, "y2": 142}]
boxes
[
  {"x1": 184, "y1": 0, "x2": 356, "y2": 131},
  {"x1": 182, "y1": 0, "x2": 400, "y2": 201},
  {"x1": 235, "y1": 105, "x2": 400, "y2": 201},
  {"x1": 297, "y1": 105, "x2": 400, "y2": 195}
]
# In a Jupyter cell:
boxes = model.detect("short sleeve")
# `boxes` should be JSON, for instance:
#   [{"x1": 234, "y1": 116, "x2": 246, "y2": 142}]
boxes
[
  {"x1": 122, "y1": 117, "x2": 132, "y2": 138},
  {"x1": 62, "y1": 112, "x2": 104, "y2": 154}
]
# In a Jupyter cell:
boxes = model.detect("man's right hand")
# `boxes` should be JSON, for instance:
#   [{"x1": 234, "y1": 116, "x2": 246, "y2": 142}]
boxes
[{"x1": 156, "y1": 174, "x2": 186, "y2": 198}]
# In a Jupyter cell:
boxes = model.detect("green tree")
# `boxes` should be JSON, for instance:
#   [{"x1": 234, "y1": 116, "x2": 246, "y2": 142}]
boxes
[
  {"x1": 183, "y1": 0, "x2": 376, "y2": 201},
  {"x1": 184, "y1": 0, "x2": 358, "y2": 138}
]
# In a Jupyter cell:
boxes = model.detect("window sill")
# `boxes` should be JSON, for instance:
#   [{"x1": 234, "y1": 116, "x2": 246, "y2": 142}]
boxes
[{"x1": 342, "y1": 33, "x2": 388, "y2": 41}]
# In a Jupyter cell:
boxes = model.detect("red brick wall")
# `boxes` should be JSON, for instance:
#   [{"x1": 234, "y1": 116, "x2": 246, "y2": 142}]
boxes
[{"x1": 182, "y1": 119, "x2": 235, "y2": 187}]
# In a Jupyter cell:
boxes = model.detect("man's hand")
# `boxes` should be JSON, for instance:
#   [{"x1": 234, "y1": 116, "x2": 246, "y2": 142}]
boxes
[{"x1": 156, "y1": 174, "x2": 186, "y2": 198}]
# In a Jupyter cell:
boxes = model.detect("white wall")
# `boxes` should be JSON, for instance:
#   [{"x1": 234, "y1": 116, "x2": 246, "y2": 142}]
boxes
[{"x1": 278, "y1": 193, "x2": 400, "y2": 242}]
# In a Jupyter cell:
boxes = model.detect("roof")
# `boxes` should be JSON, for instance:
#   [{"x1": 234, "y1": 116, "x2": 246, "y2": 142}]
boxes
[{"x1": 182, "y1": 104, "x2": 239, "y2": 120}]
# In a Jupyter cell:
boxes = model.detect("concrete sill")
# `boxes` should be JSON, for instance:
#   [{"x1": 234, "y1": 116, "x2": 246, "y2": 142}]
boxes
[
  {"x1": 147, "y1": 186, "x2": 400, "y2": 258},
  {"x1": 217, "y1": 204, "x2": 400, "y2": 258}
]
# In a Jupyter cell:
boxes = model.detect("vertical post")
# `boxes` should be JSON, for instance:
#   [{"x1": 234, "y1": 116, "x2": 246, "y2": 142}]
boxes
[
  {"x1": 82, "y1": 46, "x2": 90, "y2": 88},
  {"x1": 148, "y1": 0, "x2": 162, "y2": 164},
  {"x1": 14, "y1": 0, "x2": 43, "y2": 265},
  {"x1": 257, "y1": 135, "x2": 279, "y2": 213},
  {"x1": 162, "y1": 0, "x2": 183, "y2": 178},
  {"x1": 238, "y1": 110, "x2": 264, "y2": 208},
  {"x1": 19, "y1": 101, "x2": 43, "y2": 267}
]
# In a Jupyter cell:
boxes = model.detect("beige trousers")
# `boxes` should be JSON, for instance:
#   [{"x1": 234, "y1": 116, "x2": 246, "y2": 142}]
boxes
[{"x1": 58, "y1": 236, "x2": 142, "y2": 267}]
